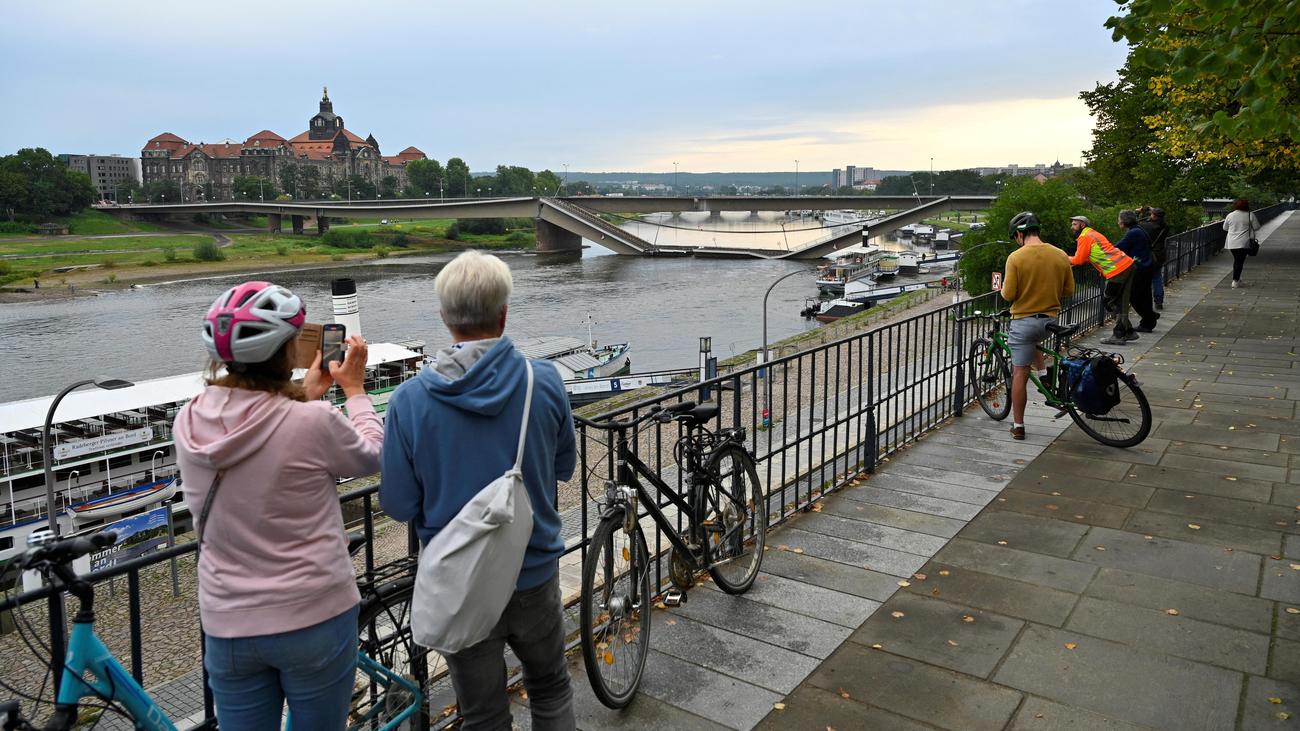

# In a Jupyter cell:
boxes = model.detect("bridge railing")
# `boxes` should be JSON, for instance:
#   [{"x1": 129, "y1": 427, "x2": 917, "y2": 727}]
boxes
[{"x1": 0, "y1": 204, "x2": 1270, "y2": 728}]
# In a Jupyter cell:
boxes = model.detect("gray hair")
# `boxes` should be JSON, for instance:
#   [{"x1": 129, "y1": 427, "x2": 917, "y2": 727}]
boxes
[
  {"x1": 435, "y1": 250, "x2": 513, "y2": 332},
  {"x1": 1118, "y1": 209, "x2": 1139, "y2": 228}
]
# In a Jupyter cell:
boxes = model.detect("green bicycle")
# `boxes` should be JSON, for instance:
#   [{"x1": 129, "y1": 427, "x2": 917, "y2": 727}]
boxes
[{"x1": 958, "y1": 309, "x2": 1152, "y2": 448}]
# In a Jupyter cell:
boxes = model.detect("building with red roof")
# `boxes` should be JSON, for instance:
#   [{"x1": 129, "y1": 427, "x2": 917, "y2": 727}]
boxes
[{"x1": 140, "y1": 88, "x2": 427, "y2": 201}]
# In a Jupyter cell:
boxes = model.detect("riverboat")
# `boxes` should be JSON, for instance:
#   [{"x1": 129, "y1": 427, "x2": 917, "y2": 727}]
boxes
[
  {"x1": 844, "y1": 279, "x2": 933, "y2": 304},
  {"x1": 815, "y1": 244, "x2": 882, "y2": 294},
  {"x1": 898, "y1": 249, "x2": 921, "y2": 274},
  {"x1": 875, "y1": 252, "x2": 900, "y2": 279},
  {"x1": 813, "y1": 299, "x2": 869, "y2": 322}
]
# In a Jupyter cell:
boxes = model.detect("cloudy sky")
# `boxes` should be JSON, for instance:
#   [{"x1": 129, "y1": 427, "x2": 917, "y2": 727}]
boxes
[{"x1": 0, "y1": 1, "x2": 1129, "y2": 173}]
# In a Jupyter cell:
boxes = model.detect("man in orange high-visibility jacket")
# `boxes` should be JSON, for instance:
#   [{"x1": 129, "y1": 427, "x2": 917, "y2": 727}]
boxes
[{"x1": 1069, "y1": 215, "x2": 1136, "y2": 346}]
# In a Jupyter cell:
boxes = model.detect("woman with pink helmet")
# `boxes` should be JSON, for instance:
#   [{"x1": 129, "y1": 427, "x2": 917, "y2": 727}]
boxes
[{"x1": 173, "y1": 280, "x2": 382, "y2": 731}]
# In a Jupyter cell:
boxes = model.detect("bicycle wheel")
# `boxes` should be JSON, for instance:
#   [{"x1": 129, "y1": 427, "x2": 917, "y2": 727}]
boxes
[
  {"x1": 968, "y1": 338, "x2": 1011, "y2": 421},
  {"x1": 1068, "y1": 376, "x2": 1152, "y2": 448},
  {"x1": 353, "y1": 570, "x2": 433, "y2": 730},
  {"x1": 580, "y1": 511, "x2": 651, "y2": 709},
  {"x1": 703, "y1": 444, "x2": 767, "y2": 594}
]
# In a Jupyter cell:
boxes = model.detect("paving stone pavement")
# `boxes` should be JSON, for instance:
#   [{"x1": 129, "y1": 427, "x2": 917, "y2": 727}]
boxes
[{"x1": 505, "y1": 210, "x2": 1300, "y2": 731}]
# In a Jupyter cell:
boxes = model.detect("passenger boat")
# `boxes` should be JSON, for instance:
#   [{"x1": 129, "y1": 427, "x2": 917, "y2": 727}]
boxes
[
  {"x1": 875, "y1": 253, "x2": 900, "y2": 279},
  {"x1": 815, "y1": 245, "x2": 882, "y2": 294},
  {"x1": 814, "y1": 299, "x2": 869, "y2": 322},
  {"x1": 515, "y1": 336, "x2": 631, "y2": 380},
  {"x1": 898, "y1": 250, "x2": 921, "y2": 274},
  {"x1": 844, "y1": 279, "x2": 933, "y2": 304}
]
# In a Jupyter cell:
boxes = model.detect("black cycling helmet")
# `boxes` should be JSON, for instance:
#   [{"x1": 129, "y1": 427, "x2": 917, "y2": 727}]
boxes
[{"x1": 1008, "y1": 211, "x2": 1041, "y2": 238}]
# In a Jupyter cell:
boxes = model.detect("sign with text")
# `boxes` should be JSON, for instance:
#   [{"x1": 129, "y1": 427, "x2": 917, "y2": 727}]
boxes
[
  {"x1": 991, "y1": 272, "x2": 1003, "y2": 292},
  {"x1": 89, "y1": 506, "x2": 170, "y2": 573},
  {"x1": 54, "y1": 427, "x2": 153, "y2": 460}
]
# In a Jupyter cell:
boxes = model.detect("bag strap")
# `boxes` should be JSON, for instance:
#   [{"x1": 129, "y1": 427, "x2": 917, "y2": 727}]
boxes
[
  {"x1": 195, "y1": 470, "x2": 226, "y2": 551},
  {"x1": 513, "y1": 362, "x2": 535, "y2": 471}
]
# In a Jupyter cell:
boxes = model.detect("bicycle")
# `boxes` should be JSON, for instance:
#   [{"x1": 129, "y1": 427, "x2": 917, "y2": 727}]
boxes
[
  {"x1": 958, "y1": 309, "x2": 1152, "y2": 447},
  {"x1": 573, "y1": 400, "x2": 767, "y2": 709},
  {"x1": 0, "y1": 530, "x2": 424, "y2": 731}
]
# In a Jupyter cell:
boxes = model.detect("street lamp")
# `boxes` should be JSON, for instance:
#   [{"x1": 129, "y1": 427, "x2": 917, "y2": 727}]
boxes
[
  {"x1": 151, "y1": 450, "x2": 165, "y2": 483},
  {"x1": 439, "y1": 181, "x2": 444, "y2": 201},
  {"x1": 760, "y1": 267, "x2": 816, "y2": 423},
  {"x1": 930, "y1": 157, "x2": 934, "y2": 197},
  {"x1": 476, "y1": 187, "x2": 481, "y2": 198},
  {"x1": 43, "y1": 377, "x2": 134, "y2": 535},
  {"x1": 673, "y1": 162, "x2": 678, "y2": 194},
  {"x1": 794, "y1": 160, "x2": 799, "y2": 198}
]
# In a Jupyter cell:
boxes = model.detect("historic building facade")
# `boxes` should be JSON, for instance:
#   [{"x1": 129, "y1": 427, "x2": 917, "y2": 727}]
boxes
[{"x1": 140, "y1": 88, "x2": 426, "y2": 201}]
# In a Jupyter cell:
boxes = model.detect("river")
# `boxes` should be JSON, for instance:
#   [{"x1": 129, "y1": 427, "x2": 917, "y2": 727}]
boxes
[{"x1": 0, "y1": 235, "x2": 832, "y2": 402}]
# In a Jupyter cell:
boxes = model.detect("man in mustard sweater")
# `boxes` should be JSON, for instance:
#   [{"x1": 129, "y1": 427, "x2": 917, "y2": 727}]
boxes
[{"x1": 1000, "y1": 212, "x2": 1075, "y2": 439}]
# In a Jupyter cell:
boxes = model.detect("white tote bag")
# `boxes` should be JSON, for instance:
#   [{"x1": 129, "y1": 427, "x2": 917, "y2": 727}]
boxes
[{"x1": 410, "y1": 362, "x2": 536, "y2": 654}]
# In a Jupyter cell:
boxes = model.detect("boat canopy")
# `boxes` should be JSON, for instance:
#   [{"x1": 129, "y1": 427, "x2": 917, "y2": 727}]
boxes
[
  {"x1": 514, "y1": 336, "x2": 588, "y2": 359},
  {"x1": 554, "y1": 353, "x2": 602, "y2": 372},
  {"x1": 1, "y1": 343, "x2": 427, "y2": 435},
  {"x1": 822, "y1": 244, "x2": 879, "y2": 260}
]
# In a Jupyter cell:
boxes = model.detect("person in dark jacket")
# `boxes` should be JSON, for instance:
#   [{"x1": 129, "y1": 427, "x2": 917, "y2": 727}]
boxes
[
  {"x1": 380, "y1": 250, "x2": 576, "y2": 731},
  {"x1": 1139, "y1": 207, "x2": 1170, "y2": 309},
  {"x1": 1115, "y1": 210, "x2": 1158, "y2": 332}
]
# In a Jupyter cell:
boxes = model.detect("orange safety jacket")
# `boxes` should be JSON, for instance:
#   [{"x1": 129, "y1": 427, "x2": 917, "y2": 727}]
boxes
[{"x1": 1069, "y1": 227, "x2": 1133, "y2": 279}]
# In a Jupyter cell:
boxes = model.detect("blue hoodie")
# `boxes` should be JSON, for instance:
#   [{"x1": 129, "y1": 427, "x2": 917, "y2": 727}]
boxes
[{"x1": 379, "y1": 336, "x2": 575, "y2": 590}]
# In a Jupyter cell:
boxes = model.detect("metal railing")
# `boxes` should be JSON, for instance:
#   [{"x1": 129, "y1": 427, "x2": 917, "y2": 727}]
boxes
[{"x1": 1, "y1": 202, "x2": 1288, "y2": 728}]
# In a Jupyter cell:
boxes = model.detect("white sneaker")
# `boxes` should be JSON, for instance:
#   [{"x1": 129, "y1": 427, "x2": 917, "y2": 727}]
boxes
[{"x1": 1231, "y1": 280, "x2": 1239, "y2": 288}]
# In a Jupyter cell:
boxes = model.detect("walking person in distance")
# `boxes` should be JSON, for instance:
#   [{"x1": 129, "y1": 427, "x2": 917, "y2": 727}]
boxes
[
  {"x1": 175, "y1": 281, "x2": 381, "y2": 731},
  {"x1": 380, "y1": 251, "x2": 577, "y2": 730},
  {"x1": 1223, "y1": 198, "x2": 1262, "y2": 288}
]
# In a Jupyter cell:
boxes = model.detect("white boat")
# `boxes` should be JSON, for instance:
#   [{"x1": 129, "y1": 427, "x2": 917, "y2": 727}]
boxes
[
  {"x1": 820, "y1": 210, "x2": 871, "y2": 227},
  {"x1": 875, "y1": 253, "x2": 900, "y2": 279},
  {"x1": 898, "y1": 250, "x2": 921, "y2": 274},
  {"x1": 515, "y1": 336, "x2": 631, "y2": 380},
  {"x1": 844, "y1": 279, "x2": 934, "y2": 304},
  {"x1": 815, "y1": 244, "x2": 882, "y2": 294}
]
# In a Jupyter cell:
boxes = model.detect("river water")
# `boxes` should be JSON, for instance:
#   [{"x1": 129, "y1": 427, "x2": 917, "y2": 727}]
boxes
[{"x1": 0, "y1": 227, "x2": 838, "y2": 402}]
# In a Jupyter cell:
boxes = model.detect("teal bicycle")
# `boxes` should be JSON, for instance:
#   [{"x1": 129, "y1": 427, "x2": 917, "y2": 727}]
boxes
[
  {"x1": 1, "y1": 530, "x2": 424, "y2": 731},
  {"x1": 958, "y1": 309, "x2": 1152, "y2": 447}
]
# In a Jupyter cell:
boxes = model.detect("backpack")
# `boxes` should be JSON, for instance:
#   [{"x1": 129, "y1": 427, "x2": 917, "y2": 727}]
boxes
[
  {"x1": 1064, "y1": 356, "x2": 1123, "y2": 415},
  {"x1": 410, "y1": 361, "x2": 536, "y2": 654}
]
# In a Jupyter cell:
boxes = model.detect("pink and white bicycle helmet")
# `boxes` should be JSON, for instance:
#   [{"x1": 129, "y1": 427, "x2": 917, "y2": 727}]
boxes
[{"x1": 201, "y1": 281, "x2": 306, "y2": 364}]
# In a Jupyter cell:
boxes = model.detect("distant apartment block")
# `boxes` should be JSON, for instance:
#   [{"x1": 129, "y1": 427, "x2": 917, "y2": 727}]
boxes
[
  {"x1": 59, "y1": 154, "x2": 140, "y2": 200},
  {"x1": 830, "y1": 165, "x2": 880, "y2": 189},
  {"x1": 968, "y1": 162, "x2": 1075, "y2": 177}
]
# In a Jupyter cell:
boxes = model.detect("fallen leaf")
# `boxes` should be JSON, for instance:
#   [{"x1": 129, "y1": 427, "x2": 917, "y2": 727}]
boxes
[
  {"x1": 1095, "y1": 546, "x2": 1107, "y2": 551},
  {"x1": 1188, "y1": 523, "x2": 1202, "y2": 530},
  {"x1": 913, "y1": 572, "x2": 927, "y2": 580},
  {"x1": 793, "y1": 548, "x2": 805, "y2": 554},
  {"x1": 997, "y1": 540, "x2": 1008, "y2": 546},
  {"x1": 1280, "y1": 712, "x2": 1292, "y2": 720},
  {"x1": 1268, "y1": 697, "x2": 1283, "y2": 705},
  {"x1": 1291, "y1": 564, "x2": 1300, "y2": 570},
  {"x1": 1287, "y1": 607, "x2": 1300, "y2": 614},
  {"x1": 1144, "y1": 535, "x2": 1154, "y2": 540},
  {"x1": 1074, "y1": 514, "x2": 1086, "y2": 519},
  {"x1": 1045, "y1": 504, "x2": 1059, "y2": 511},
  {"x1": 939, "y1": 569, "x2": 951, "y2": 576},
  {"x1": 962, "y1": 615, "x2": 975, "y2": 623},
  {"x1": 870, "y1": 643, "x2": 883, "y2": 649},
  {"x1": 947, "y1": 639, "x2": 960, "y2": 646},
  {"x1": 1166, "y1": 608, "x2": 1180, "y2": 616},
  {"x1": 837, "y1": 688, "x2": 851, "y2": 699},
  {"x1": 897, "y1": 580, "x2": 911, "y2": 587},
  {"x1": 891, "y1": 611, "x2": 906, "y2": 618},
  {"x1": 773, "y1": 703, "x2": 786, "y2": 711},
  {"x1": 1225, "y1": 476, "x2": 1238, "y2": 481},
  {"x1": 1065, "y1": 643, "x2": 1078, "y2": 650},
  {"x1": 1051, "y1": 491, "x2": 1062, "y2": 496},
  {"x1": 777, "y1": 544, "x2": 789, "y2": 551}
]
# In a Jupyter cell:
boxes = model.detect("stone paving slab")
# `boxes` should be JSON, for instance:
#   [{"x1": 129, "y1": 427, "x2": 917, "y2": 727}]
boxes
[
  {"x1": 934, "y1": 538, "x2": 1096, "y2": 593},
  {"x1": 850, "y1": 592, "x2": 1024, "y2": 678},
  {"x1": 819, "y1": 497, "x2": 967, "y2": 538},
  {"x1": 1083, "y1": 566, "x2": 1274, "y2": 633},
  {"x1": 1007, "y1": 696, "x2": 1153, "y2": 731},
  {"x1": 1241, "y1": 676, "x2": 1300, "y2": 731},
  {"x1": 1124, "y1": 508, "x2": 1284, "y2": 555},
  {"x1": 958, "y1": 509, "x2": 1090, "y2": 557},
  {"x1": 668, "y1": 584, "x2": 852, "y2": 659},
  {"x1": 904, "y1": 561, "x2": 1080, "y2": 627},
  {"x1": 855, "y1": 472, "x2": 1001, "y2": 506},
  {"x1": 1071, "y1": 526, "x2": 1262, "y2": 593},
  {"x1": 990, "y1": 488, "x2": 1133, "y2": 529},
  {"x1": 785, "y1": 510, "x2": 950, "y2": 555}
]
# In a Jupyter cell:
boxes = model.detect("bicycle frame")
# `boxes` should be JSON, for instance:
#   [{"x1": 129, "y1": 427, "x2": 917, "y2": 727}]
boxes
[
  {"x1": 56, "y1": 619, "x2": 175, "y2": 731},
  {"x1": 983, "y1": 321, "x2": 1070, "y2": 407}
]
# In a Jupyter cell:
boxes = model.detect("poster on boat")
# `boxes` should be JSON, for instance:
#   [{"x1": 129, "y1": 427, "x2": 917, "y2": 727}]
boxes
[
  {"x1": 88, "y1": 505, "x2": 171, "y2": 573},
  {"x1": 54, "y1": 427, "x2": 153, "y2": 460}
]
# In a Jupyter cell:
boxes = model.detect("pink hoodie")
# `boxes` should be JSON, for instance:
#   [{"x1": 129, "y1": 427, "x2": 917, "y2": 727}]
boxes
[{"x1": 174, "y1": 386, "x2": 383, "y2": 638}]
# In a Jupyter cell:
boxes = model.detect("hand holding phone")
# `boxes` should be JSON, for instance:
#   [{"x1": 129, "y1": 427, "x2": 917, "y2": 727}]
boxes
[{"x1": 321, "y1": 324, "x2": 346, "y2": 373}]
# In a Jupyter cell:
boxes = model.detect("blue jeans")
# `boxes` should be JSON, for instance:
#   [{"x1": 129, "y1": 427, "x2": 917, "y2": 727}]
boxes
[
  {"x1": 445, "y1": 572, "x2": 574, "y2": 731},
  {"x1": 1152, "y1": 268, "x2": 1165, "y2": 305},
  {"x1": 204, "y1": 604, "x2": 359, "y2": 731}
]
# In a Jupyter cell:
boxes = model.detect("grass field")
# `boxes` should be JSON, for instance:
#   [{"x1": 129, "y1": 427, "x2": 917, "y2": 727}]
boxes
[
  {"x1": 0, "y1": 235, "x2": 207, "y2": 256},
  {"x1": 0, "y1": 210, "x2": 168, "y2": 238}
]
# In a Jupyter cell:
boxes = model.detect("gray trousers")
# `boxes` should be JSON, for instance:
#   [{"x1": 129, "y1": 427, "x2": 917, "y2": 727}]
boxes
[
  {"x1": 445, "y1": 572, "x2": 575, "y2": 731},
  {"x1": 1104, "y1": 268, "x2": 1135, "y2": 338}
]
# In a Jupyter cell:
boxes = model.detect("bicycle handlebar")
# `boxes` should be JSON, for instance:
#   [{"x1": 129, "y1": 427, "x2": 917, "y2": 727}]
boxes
[
  {"x1": 954, "y1": 308, "x2": 1012, "y2": 323},
  {"x1": 21, "y1": 531, "x2": 118, "y2": 571},
  {"x1": 573, "y1": 401, "x2": 697, "y2": 431}
]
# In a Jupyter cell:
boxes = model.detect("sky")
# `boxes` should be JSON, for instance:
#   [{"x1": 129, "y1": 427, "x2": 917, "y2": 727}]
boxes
[{"x1": 0, "y1": 0, "x2": 1130, "y2": 174}]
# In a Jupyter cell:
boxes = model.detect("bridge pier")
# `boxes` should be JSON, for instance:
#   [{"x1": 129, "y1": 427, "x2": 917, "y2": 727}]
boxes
[
  {"x1": 535, "y1": 219, "x2": 582, "y2": 253},
  {"x1": 708, "y1": 210, "x2": 722, "y2": 221},
  {"x1": 317, "y1": 216, "x2": 331, "y2": 236},
  {"x1": 292, "y1": 215, "x2": 304, "y2": 235},
  {"x1": 267, "y1": 214, "x2": 282, "y2": 233}
]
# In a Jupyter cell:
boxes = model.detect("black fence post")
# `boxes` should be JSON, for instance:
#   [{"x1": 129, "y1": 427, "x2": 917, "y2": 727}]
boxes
[
  {"x1": 48, "y1": 594, "x2": 65, "y2": 696},
  {"x1": 129, "y1": 569, "x2": 143, "y2": 683},
  {"x1": 865, "y1": 407, "x2": 878, "y2": 474},
  {"x1": 951, "y1": 315, "x2": 966, "y2": 418}
]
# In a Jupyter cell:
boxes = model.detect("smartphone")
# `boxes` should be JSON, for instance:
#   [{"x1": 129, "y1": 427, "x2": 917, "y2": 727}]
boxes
[{"x1": 321, "y1": 323, "x2": 346, "y2": 373}]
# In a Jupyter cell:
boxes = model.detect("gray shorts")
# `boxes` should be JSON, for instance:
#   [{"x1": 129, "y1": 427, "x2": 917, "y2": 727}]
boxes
[{"x1": 1007, "y1": 315, "x2": 1055, "y2": 367}]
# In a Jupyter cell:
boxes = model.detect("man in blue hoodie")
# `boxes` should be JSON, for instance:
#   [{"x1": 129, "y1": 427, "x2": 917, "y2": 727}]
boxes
[
  {"x1": 1115, "y1": 209, "x2": 1159, "y2": 333},
  {"x1": 380, "y1": 250, "x2": 576, "y2": 730}
]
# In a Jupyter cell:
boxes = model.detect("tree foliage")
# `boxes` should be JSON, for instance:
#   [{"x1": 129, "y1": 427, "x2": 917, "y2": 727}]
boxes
[
  {"x1": 444, "y1": 158, "x2": 470, "y2": 197},
  {"x1": 231, "y1": 176, "x2": 277, "y2": 201},
  {"x1": 875, "y1": 170, "x2": 1007, "y2": 196},
  {"x1": 405, "y1": 158, "x2": 444, "y2": 197},
  {"x1": 0, "y1": 148, "x2": 97, "y2": 220},
  {"x1": 535, "y1": 170, "x2": 563, "y2": 196},
  {"x1": 1106, "y1": 0, "x2": 1299, "y2": 175},
  {"x1": 493, "y1": 165, "x2": 536, "y2": 196}
]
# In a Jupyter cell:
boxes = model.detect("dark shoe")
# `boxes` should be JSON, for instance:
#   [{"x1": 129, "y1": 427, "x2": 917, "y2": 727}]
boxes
[
  {"x1": 1010, "y1": 425, "x2": 1026, "y2": 440},
  {"x1": 1134, "y1": 325, "x2": 1154, "y2": 333},
  {"x1": 1124, "y1": 332, "x2": 1140, "y2": 341},
  {"x1": 1155, "y1": 302, "x2": 1163, "y2": 310},
  {"x1": 1100, "y1": 337, "x2": 1129, "y2": 346}
]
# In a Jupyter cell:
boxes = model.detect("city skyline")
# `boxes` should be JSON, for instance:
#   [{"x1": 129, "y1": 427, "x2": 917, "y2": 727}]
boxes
[{"x1": 1, "y1": 1, "x2": 1128, "y2": 173}]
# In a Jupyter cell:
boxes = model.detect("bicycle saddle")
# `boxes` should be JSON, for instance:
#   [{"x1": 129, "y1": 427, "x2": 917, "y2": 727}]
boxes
[
  {"x1": 1045, "y1": 323, "x2": 1079, "y2": 338},
  {"x1": 677, "y1": 401, "x2": 719, "y2": 424}
]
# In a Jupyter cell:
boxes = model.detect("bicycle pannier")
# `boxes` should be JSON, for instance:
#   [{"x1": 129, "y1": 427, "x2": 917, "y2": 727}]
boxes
[
  {"x1": 1067, "y1": 356, "x2": 1123, "y2": 415},
  {"x1": 410, "y1": 362, "x2": 535, "y2": 654}
]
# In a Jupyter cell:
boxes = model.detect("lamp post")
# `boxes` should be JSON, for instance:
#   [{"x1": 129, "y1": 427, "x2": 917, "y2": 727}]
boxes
[
  {"x1": 794, "y1": 160, "x2": 800, "y2": 198},
  {"x1": 439, "y1": 181, "x2": 444, "y2": 202},
  {"x1": 42, "y1": 377, "x2": 134, "y2": 536},
  {"x1": 563, "y1": 163, "x2": 569, "y2": 191},
  {"x1": 65, "y1": 470, "x2": 79, "y2": 509},
  {"x1": 760, "y1": 267, "x2": 816, "y2": 425},
  {"x1": 930, "y1": 157, "x2": 934, "y2": 197},
  {"x1": 673, "y1": 162, "x2": 679, "y2": 194},
  {"x1": 151, "y1": 450, "x2": 164, "y2": 483}
]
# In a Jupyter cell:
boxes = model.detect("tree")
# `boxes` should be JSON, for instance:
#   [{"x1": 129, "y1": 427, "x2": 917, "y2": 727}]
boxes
[
  {"x1": 0, "y1": 148, "x2": 97, "y2": 218},
  {"x1": 562, "y1": 180, "x2": 594, "y2": 195},
  {"x1": 298, "y1": 166, "x2": 323, "y2": 200},
  {"x1": 535, "y1": 169, "x2": 563, "y2": 196},
  {"x1": 332, "y1": 174, "x2": 375, "y2": 200},
  {"x1": 1106, "y1": 1, "x2": 1299, "y2": 176},
  {"x1": 493, "y1": 165, "x2": 536, "y2": 196},
  {"x1": 405, "y1": 158, "x2": 444, "y2": 197},
  {"x1": 278, "y1": 164, "x2": 300, "y2": 198},
  {"x1": 232, "y1": 176, "x2": 277, "y2": 201},
  {"x1": 143, "y1": 179, "x2": 180, "y2": 204},
  {"x1": 444, "y1": 157, "x2": 470, "y2": 197},
  {"x1": 380, "y1": 175, "x2": 400, "y2": 198}
]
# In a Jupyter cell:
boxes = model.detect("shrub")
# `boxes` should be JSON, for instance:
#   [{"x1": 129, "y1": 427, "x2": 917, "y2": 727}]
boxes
[
  {"x1": 455, "y1": 218, "x2": 506, "y2": 235},
  {"x1": 0, "y1": 221, "x2": 36, "y2": 234},
  {"x1": 162, "y1": 246, "x2": 177, "y2": 262},
  {"x1": 331, "y1": 254, "x2": 345, "y2": 262},
  {"x1": 103, "y1": 273, "x2": 117, "y2": 283},
  {"x1": 275, "y1": 245, "x2": 289, "y2": 256},
  {"x1": 373, "y1": 245, "x2": 390, "y2": 258},
  {"x1": 193, "y1": 240, "x2": 224, "y2": 261},
  {"x1": 390, "y1": 231, "x2": 410, "y2": 247},
  {"x1": 0, "y1": 261, "x2": 10, "y2": 276},
  {"x1": 141, "y1": 259, "x2": 159, "y2": 267},
  {"x1": 444, "y1": 223, "x2": 461, "y2": 240},
  {"x1": 100, "y1": 259, "x2": 117, "y2": 269},
  {"x1": 322, "y1": 229, "x2": 374, "y2": 249},
  {"x1": 506, "y1": 231, "x2": 530, "y2": 244}
]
